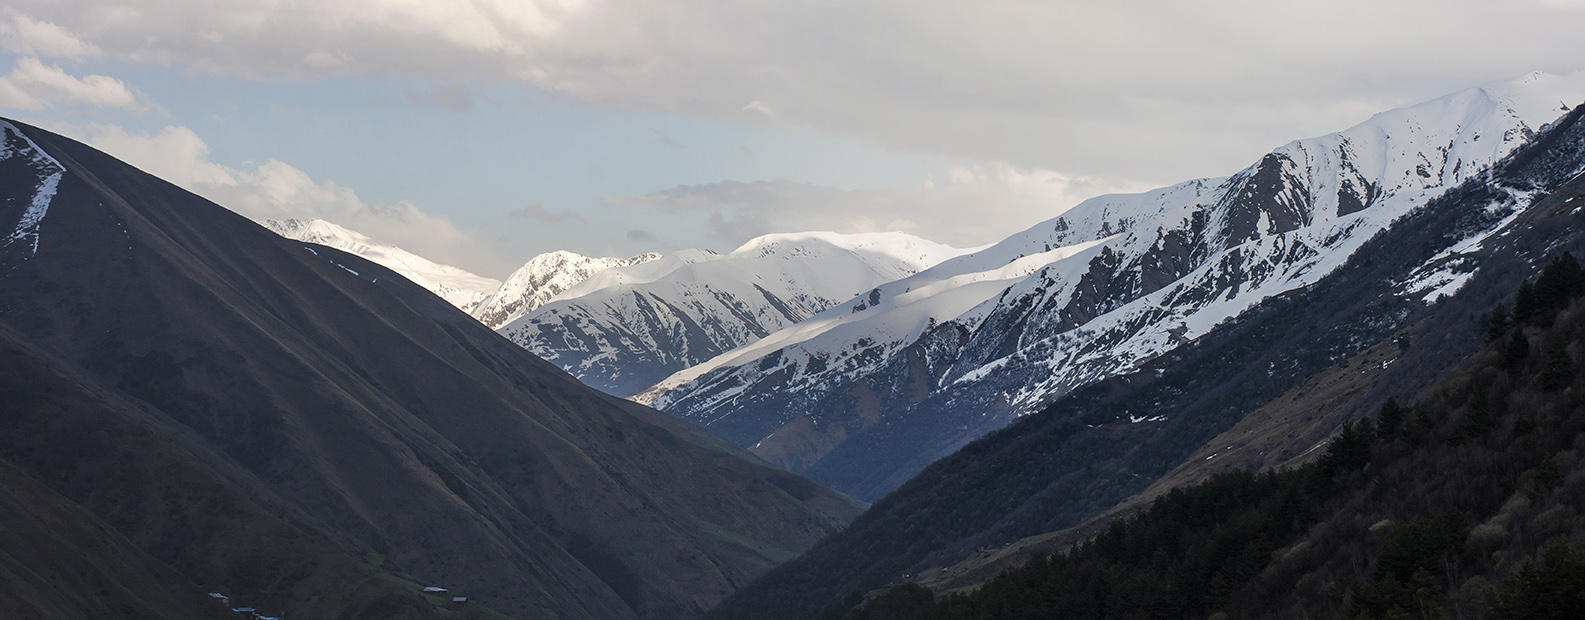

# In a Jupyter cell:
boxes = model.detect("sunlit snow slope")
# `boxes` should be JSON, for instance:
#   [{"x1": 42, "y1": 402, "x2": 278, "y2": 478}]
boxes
[
  {"x1": 472, "y1": 250, "x2": 660, "y2": 329},
  {"x1": 499, "y1": 231, "x2": 974, "y2": 397},
  {"x1": 643, "y1": 71, "x2": 1585, "y2": 501},
  {"x1": 260, "y1": 218, "x2": 502, "y2": 312}
]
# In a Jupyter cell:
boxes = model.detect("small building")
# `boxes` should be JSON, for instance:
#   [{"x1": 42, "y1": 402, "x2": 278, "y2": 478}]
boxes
[
  {"x1": 208, "y1": 593, "x2": 230, "y2": 605},
  {"x1": 452, "y1": 596, "x2": 468, "y2": 604},
  {"x1": 422, "y1": 586, "x2": 448, "y2": 593}
]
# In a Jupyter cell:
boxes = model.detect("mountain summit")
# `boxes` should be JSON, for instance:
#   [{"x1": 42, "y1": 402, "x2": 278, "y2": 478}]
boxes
[
  {"x1": 643, "y1": 71, "x2": 1585, "y2": 501},
  {"x1": 500, "y1": 230, "x2": 974, "y2": 396}
]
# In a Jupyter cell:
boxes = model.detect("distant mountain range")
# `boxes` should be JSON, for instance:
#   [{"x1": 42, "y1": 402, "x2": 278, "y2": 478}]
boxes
[
  {"x1": 498, "y1": 231, "x2": 973, "y2": 396},
  {"x1": 641, "y1": 71, "x2": 1585, "y2": 501},
  {"x1": 706, "y1": 76, "x2": 1585, "y2": 620},
  {"x1": 472, "y1": 249, "x2": 661, "y2": 329},
  {"x1": 259, "y1": 73, "x2": 1585, "y2": 506},
  {"x1": 10, "y1": 67, "x2": 1585, "y2": 620},
  {"x1": 261, "y1": 218, "x2": 660, "y2": 330}
]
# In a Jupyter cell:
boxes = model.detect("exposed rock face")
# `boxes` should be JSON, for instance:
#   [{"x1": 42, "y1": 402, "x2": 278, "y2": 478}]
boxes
[
  {"x1": 646, "y1": 72, "x2": 1585, "y2": 501},
  {"x1": 500, "y1": 231, "x2": 972, "y2": 396},
  {"x1": 470, "y1": 250, "x2": 661, "y2": 329},
  {"x1": 704, "y1": 82, "x2": 1585, "y2": 620}
]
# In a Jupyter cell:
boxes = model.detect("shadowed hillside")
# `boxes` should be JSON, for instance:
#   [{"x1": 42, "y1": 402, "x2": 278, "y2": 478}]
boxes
[
  {"x1": 705, "y1": 101, "x2": 1585, "y2": 620},
  {"x1": 0, "y1": 119, "x2": 863, "y2": 620}
]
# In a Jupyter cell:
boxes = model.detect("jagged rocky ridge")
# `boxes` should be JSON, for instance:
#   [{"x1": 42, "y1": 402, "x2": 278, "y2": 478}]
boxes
[
  {"x1": 644, "y1": 71, "x2": 1585, "y2": 501},
  {"x1": 704, "y1": 78, "x2": 1585, "y2": 620},
  {"x1": 500, "y1": 231, "x2": 972, "y2": 397},
  {"x1": 472, "y1": 250, "x2": 661, "y2": 329}
]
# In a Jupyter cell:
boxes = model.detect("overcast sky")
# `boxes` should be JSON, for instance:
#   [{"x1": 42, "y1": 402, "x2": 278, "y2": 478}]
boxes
[{"x1": 4, "y1": 1, "x2": 1585, "y2": 277}]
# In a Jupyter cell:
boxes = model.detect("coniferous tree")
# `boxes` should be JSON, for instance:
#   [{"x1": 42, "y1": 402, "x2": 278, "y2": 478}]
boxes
[
  {"x1": 1489, "y1": 537, "x2": 1585, "y2": 620},
  {"x1": 1487, "y1": 303, "x2": 1511, "y2": 342},
  {"x1": 1318, "y1": 418, "x2": 1373, "y2": 479},
  {"x1": 1514, "y1": 279, "x2": 1539, "y2": 324},
  {"x1": 1400, "y1": 406, "x2": 1434, "y2": 449},
  {"x1": 1534, "y1": 253, "x2": 1585, "y2": 324},
  {"x1": 1505, "y1": 329, "x2": 1531, "y2": 371},
  {"x1": 1376, "y1": 399, "x2": 1408, "y2": 440},
  {"x1": 1536, "y1": 332, "x2": 1573, "y2": 391},
  {"x1": 1451, "y1": 385, "x2": 1494, "y2": 444}
]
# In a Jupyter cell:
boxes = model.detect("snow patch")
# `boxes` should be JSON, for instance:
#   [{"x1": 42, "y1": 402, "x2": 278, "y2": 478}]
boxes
[{"x1": 1, "y1": 120, "x2": 66, "y2": 259}]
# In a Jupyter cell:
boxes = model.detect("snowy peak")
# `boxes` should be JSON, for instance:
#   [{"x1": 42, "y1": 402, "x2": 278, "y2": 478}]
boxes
[
  {"x1": 641, "y1": 71, "x2": 1585, "y2": 500},
  {"x1": 470, "y1": 249, "x2": 660, "y2": 329},
  {"x1": 730, "y1": 230, "x2": 978, "y2": 268},
  {"x1": 259, "y1": 218, "x2": 659, "y2": 327},
  {"x1": 498, "y1": 230, "x2": 972, "y2": 397},
  {"x1": 259, "y1": 218, "x2": 501, "y2": 311}
]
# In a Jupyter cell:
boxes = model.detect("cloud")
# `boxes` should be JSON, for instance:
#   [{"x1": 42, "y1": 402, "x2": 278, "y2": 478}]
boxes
[
  {"x1": 509, "y1": 204, "x2": 583, "y2": 224},
  {"x1": 741, "y1": 101, "x2": 772, "y2": 117},
  {"x1": 52, "y1": 122, "x2": 511, "y2": 276},
  {"x1": 0, "y1": 10, "x2": 99, "y2": 59},
  {"x1": 0, "y1": 57, "x2": 144, "y2": 111},
  {"x1": 0, "y1": 78, "x2": 40, "y2": 111},
  {"x1": 626, "y1": 229, "x2": 657, "y2": 243},
  {"x1": 7, "y1": 1, "x2": 1585, "y2": 182},
  {"x1": 625, "y1": 162, "x2": 1148, "y2": 248}
]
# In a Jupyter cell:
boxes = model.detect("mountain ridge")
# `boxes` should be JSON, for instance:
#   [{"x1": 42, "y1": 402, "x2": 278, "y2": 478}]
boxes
[
  {"x1": 700, "y1": 87, "x2": 1585, "y2": 620},
  {"x1": 500, "y1": 230, "x2": 974, "y2": 396},
  {"x1": 0, "y1": 117, "x2": 863, "y2": 620},
  {"x1": 648, "y1": 70, "x2": 1585, "y2": 501},
  {"x1": 260, "y1": 217, "x2": 504, "y2": 312}
]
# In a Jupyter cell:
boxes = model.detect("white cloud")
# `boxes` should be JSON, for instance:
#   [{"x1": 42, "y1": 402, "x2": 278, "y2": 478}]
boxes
[
  {"x1": 53, "y1": 123, "x2": 511, "y2": 276},
  {"x1": 626, "y1": 162, "x2": 1148, "y2": 249},
  {"x1": 7, "y1": 1, "x2": 1585, "y2": 183},
  {"x1": 76, "y1": 124, "x2": 236, "y2": 186},
  {"x1": 0, "y1": 57, "x2": 144, "y2": 111},
  {"x1": 0, "y1": 10, "x2": 100, "y2": 59},
  {"x1": 0, "y1": 76, "x2": 42, "y2": 110},
  {"x1": 742, "y1": 101, "x2": 773, "y2": 117}
]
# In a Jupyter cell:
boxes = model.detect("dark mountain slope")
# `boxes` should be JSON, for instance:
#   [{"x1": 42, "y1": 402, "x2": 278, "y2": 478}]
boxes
[
  {"x1": 0, "y1": 119, "x2": 862, "y2": 620},
  {"x1": 826, "y1": 250, "x2": 1585, "y2": 620},
  {"x1": 650, "y1": 77, "x2": 1580, "y2": 504},
  {"x1": 0, "y1": 321, "x2": 480, "y2": 619},
  {"x1": 704, "y1": 104, "x2": 1585, "y2": 620},
  {"x1": 0, "y1": 451, "x2": 236, "y2": 620}
]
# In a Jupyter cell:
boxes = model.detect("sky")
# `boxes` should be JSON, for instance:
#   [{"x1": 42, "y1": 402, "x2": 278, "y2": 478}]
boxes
[{"x1": 3, "y1": 1, "x2": 1585, "y2": 278}]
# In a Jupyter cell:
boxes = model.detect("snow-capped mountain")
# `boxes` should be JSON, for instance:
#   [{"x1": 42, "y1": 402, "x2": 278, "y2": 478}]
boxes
[
  {"x1": 471, "y1": 250, "x2": 660, "y2": 329},
  {"x1": 498, "y1": 231, "x2": 975, "y2": 397},
  {"x1": 641, "y1": 71, "x2": 1585, "y2": 500},
  {"x1": 260, "y1": 218, "x2": 502, "y2": 311}
]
